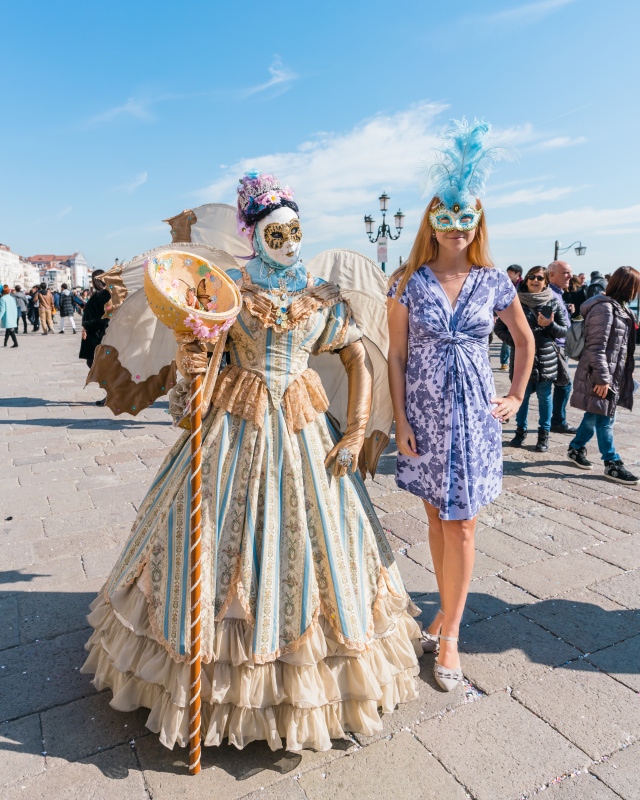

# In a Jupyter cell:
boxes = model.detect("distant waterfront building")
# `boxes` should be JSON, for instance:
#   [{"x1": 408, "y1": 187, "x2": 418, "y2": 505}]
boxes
[
  {"x1": 28, "y1": 251, "x2": 89, "y2": 289},
  {"x1": 0, "y1": 244, "x2": 40, "y2": 288},
  {"x1": 0, "y1": 244, "x2": 22, "y2": 286}
]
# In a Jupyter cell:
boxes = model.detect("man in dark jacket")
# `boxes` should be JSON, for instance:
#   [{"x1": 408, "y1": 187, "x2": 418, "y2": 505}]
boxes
[
  {"x1": 58, "y1": 284, "x2": 77, "y2": 334},
  {"x1": 587, "y1": 271, "x2": 607, "y2": 298},
  {"x1": 547, "y1": 261, "x2": 576, "y2": 434}
]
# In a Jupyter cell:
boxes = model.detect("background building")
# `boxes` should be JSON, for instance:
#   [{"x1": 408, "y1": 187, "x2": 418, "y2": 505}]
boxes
[
  {"x1": 0, "y1": 244, "x2": 39, "y2": 288},
  {"x1": 28, "y1": 252, "x2": 88, "y2": 289}
]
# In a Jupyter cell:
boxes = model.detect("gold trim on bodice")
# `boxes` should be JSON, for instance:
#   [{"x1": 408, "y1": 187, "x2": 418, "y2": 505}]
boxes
[{"x1": 212, "y1": 364, "x2": 330, "y2": 433}]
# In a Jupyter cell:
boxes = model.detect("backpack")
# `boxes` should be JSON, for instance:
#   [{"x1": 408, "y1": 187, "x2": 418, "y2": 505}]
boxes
[{"x1": 565, "y1": 319, "x2": 585, "y2": 360}]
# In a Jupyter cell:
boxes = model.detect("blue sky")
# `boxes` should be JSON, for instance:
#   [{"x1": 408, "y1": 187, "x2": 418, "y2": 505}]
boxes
[{"x1": 2, "y1": 0, "x2": 639, "y2": 275}]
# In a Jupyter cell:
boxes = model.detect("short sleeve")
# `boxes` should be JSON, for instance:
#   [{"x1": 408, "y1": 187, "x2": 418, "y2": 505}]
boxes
[
  {"x1": 387, "y1": 277, "x2": 409, "y2": 308},
  {"x1": 312, "y1": 301, "x2": 361, "y2": 354},
  {"x1": 493, "y1": 269, "x2": 517, "y2": 313}
]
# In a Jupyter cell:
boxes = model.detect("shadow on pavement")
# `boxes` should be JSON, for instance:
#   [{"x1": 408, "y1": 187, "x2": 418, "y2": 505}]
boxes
[
  {"x1": 1, "y1": 583, "x2": 637, "y2": 779},
  {"x1": 0, "y1": 417, "x2": 169, "y2": 430}
]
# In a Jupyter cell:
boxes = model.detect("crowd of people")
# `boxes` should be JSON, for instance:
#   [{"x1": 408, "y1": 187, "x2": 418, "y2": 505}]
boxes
[
  {"x1": 495, "y1": 262, "x2": 639, "y2": 485},
  {"x1": 0, "y1": 282, "x2": 91, "y2": 344}
]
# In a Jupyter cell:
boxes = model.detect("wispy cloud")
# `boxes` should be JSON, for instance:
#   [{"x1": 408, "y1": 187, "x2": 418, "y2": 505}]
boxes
[
  {"x1": 535, "y1": 135, "x2": 587, "y2": 150},
  {"x1": 492, "y1": 204, "x2": 640, "y2": 240},
  {"x1": 113, "y1": 172, "x2": 148, "y2": 193},
  {"x1": 487, "y1": 184, "x2": 585, "y2": 208},
  {"x1": 194, "y1": 101, "x2": 449, "y2": 243},
  {"x1": 244, "y1": 55, "x2": 297, "y2": 97},
  {"x1": 85, "y1": 97, "x2": 155, "y2": 127},
  {"x1": 489, "y1": 0, "x2": 578, "y2": 25}
]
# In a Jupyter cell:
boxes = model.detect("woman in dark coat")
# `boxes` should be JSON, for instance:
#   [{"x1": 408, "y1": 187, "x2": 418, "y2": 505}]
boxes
[
  {"x1": 495, "y1": 266, "x2": 568, "y2": 452},
  {"x1": 79, "y1": 270, "x2": 110, "y2": 405},
  {"x1": 567, "y1": 266, "x2": 640, "y2": 484}
]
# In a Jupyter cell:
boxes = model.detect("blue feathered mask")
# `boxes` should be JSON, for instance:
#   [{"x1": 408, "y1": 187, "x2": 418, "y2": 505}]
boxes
[{"x1": 426, "y1": 118, "x2": 511, "y2": 210}]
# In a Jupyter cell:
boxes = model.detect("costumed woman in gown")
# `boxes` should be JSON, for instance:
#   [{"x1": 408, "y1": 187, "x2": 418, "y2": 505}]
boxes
[
  {"x1": 82, "y1": 171, "x2": 422, "y2": 752},
  {"x1": 387, "y1": 120, "x2": 534, "y2": 691}
]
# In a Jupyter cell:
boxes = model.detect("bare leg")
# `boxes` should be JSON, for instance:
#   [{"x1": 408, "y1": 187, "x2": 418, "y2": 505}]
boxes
[
  {"x1": 423, "y1": 501, "x2": 445, "y2": 636},
  {"x1": 438, "y1": 516, "x2": 477, "y2": 670}
]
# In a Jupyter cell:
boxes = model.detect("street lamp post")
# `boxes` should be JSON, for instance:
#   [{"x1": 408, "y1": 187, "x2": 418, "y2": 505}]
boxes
[
  {"x1": 364, "y1": 192, "x2": 405, "y2": 273},
  {"x1": 554, "y1": 240, "x2": 587, "y2": 261}
]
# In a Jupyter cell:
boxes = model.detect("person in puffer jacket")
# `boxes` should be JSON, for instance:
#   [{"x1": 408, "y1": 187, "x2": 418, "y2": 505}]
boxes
[
  {"x1": 495, "y1": 266, "x2": 568, "y2": 452},
  {"x1": 567, "y1": 266, "x2": 639, "y2": 484},
  {"x1": 58, "y1": 283, "x2": 77, "y2": 333}
]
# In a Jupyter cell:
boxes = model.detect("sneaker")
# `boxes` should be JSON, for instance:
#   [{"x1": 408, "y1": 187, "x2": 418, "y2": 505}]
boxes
[
  {"x1": 550, "y1": 422, "x2": 578, "y2": 435},
  {"x1": 568, "y1": 446, "x2": 593, "y2": 470},
  {"x1": 604, "y1": 460, "x2": 639, "y2": 485},
  {"x1": 499, "y1": 364, "x2": 509, "y2": 371},
  {"x1": 59, "y1": 330, "x2": 64, "y2": 334}
]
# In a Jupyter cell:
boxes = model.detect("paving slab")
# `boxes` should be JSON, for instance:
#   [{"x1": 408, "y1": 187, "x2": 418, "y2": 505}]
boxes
[
  {"x1": 372, "y1": 492, "x2": 423, "y2": 514},
  {"x1": 474, "y1": 525, "x2": 544, "y2": 567},
  {"x1": 394, "y1": 552, "x2": 438, "y2": 595},
  {"x1": 514, "y1": 661, "x2": 640, "y2": 759},
  {"x1": 495, "y1": 514, "x2": 602, "y2": 555},
  {"x1": 521, "y1": 587, "x2": 640, "y2": 653},
  {"x1": 0, "y1": 518, "x2": 43, "y2": 544},
  {"x1": 540, "y1": 508, "x2": 627, "y2": 541},
  {"x1": 353, "y1": 656, "x2": 465, "y2": 746},
  {"x1": 572, "y1": 503, "x2": 640, "y2": 534},
  {"x1": 465, "y1": 575, "x2": 537, "y2": 618},
  {"x1": 407, "y1": 543, "x2": 506, "y2": 579},
  {"x1": 586, "y1": 536, "x2": 640, "y2": 571},
  {"x1": 591, "y1": 740, "x2": 640, "y2": 800},
  {"x1": 541, "y1": 772, "x2": 623, "y2": 800},
  {"x1": 0, "y1": 628, "x2": 95, "y2": 720},
  {"x1": 41, "y1": 693, "x2": 151, "y2": 770},
  {"x1": 16, "y1": 581, "x2": 100, "y2": 643},
  {"x1": 591, "y1": 568, "x2": 640, "y2": 608},
  {"x1": 136, "y1": 733, "x2": 353, "y2": 800},
  {"x1": 586, "y1": 634, "x2": 640, "y2": 692},
  {"x1": 597, "y1": 494, "x2": 640, "y2": 517},
  {"x1": 0, "y1": 598, "x2": 19, "y2": 650},
  {"x1": 0, "y1": 714, "x2": 44, "y2": 788},
  {"x1": 300, "y1": 730, "x2": 467, "y2": 800},
  {"x1": 490, "y1": 490, "x2": 553, "y2": 517},
  {"x1": 459, "y1": 611, "x2": 581, "y2": 693},
  {"x1": 377, "y1": 512, "x2": 429, "y2": 546},
  {"x1": 504, "y1": 552, "x2": 623, "y2": 599},
  {"x1": 415, "y1": 692, "x2": 588, "y2": 800},
  {"x1": 0, "y1": 743, "x2": 146, "y2": 800},
  {"x1": 242, "y1": 778, "x2": 307, "y2": 800},
  {"x1": 0, "y1": 556, "x2": 86, "y2": 599}
]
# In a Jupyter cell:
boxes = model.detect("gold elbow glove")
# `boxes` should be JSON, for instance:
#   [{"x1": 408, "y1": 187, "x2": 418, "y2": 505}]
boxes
[{"x1": 324, "y1": 340, "x2": 373, "y2": 478}]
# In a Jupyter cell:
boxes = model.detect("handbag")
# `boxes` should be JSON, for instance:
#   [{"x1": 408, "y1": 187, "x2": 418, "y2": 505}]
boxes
[{"x1": 554, "y1": 344, "x2": 571, "y2": 387}]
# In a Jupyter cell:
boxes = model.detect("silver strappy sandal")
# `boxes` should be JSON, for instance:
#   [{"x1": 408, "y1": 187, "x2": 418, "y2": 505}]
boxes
[
  {"x1": 433, "y1": 634, "x2": 463, "y2": 692},
  {"x1": 420, "y1": 609, "x2": 443, "y2": 653}
]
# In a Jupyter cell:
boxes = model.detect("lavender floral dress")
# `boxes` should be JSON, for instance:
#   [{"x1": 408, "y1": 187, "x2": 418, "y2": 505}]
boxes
[{"x1": 388, "y1": 265, "x2": 516, "y2": 520}]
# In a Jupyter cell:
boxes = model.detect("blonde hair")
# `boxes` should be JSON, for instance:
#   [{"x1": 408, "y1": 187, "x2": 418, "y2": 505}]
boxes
[{"x1": 389, "y1": 196, "x2": 494, "y2": 302}]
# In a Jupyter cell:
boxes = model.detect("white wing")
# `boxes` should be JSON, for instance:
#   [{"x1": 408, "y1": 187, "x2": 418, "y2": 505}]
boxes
[{"x1": 306, "y1": 249, "x2": 393, "y2": 476}]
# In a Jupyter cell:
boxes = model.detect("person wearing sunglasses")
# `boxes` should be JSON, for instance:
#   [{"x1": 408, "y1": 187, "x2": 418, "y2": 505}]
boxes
[{"x1": 495, "y1": 266, "x2": 569, "y2": 452}]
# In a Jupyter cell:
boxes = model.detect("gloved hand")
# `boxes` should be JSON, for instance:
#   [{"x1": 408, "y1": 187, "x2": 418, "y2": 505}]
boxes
[{"x1": 324, "y1": 340, "x2": 372, "y2": 478}]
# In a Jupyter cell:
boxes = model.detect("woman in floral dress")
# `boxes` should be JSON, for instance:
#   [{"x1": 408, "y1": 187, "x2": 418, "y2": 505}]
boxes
[
  {"x1": 387, "y1": 120, "x2": 534, "y2": 691},
  {"x1": 82, "y1": 172, "x2": 422, "y2": 752}
]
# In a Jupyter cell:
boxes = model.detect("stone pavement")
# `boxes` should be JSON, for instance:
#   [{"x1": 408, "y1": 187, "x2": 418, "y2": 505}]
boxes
[{"x1": 1, "y1": 328, "x2": 640, "y2": 800}]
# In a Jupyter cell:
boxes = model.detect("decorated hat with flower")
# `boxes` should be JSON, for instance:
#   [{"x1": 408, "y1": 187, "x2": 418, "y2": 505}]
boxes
[{"x1": 236, "y1": 169, "x2": 298, "y2": 240}]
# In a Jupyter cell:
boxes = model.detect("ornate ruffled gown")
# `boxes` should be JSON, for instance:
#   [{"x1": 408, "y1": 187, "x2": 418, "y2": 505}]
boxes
[{"x1": 82, "y1": 270, "x2": 421, "y2": 751}]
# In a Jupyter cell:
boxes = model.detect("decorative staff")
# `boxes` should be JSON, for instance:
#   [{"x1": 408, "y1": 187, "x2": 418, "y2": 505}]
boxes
[{"x1": 144, "y1": 250, "x2": 241, "y2": 773}]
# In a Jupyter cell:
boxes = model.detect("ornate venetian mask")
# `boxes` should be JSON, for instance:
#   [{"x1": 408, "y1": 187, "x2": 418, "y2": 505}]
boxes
[
  {"x1": 257, "y1": 207, "x2": 302, "y2": 266},
  {"x1": 429, "y1": 203, "x2": 482, "y2": 232}
]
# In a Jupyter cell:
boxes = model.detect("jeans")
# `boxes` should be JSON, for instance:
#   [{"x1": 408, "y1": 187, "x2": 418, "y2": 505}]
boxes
[
  {"x1": 515, "y1": 381, "x2": 553, "y2": 431},
  {"x1": 19, "y1": 311, "x2": 27, "y2": 333},
  {"x1": 500, "y1": 341, "x2": 510, "y2": 366},
  {"x1": 551, "y1": 381, "x2": 571, "y2": 426},
  {"x1": 569, "y1": 412, "x2": 619, "y2": 462}
]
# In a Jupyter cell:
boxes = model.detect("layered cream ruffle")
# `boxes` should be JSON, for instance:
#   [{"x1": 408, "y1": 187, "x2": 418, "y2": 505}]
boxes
[
  {"x1": 82, "y1": 577, "x2": 422, "y2": 752},
  {"x1": 212, "y1": 364, "x2": 330, "y2": 434}
]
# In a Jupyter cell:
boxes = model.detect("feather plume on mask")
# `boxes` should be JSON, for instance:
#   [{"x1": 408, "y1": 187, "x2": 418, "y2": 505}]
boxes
[{"x1": 424, "y1": 118, "x2": 514, "y2": 210}]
